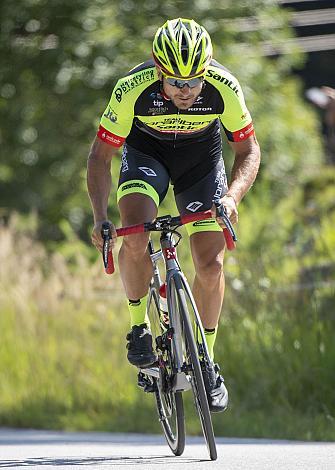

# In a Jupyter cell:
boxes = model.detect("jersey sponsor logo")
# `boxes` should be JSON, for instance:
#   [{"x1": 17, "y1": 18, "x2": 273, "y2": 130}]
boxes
[
  {"x1": 192, "y1": 219, "x2": 216, "y2": 227},
  {"x1": 207, "y1": 69, "x2": 239, "y2": 95},
  {"x1": 148, "y1": 93, "x2": 166, "y2": 113},
  {"x1": 186, "y1": 201, "x2": 203, "y2": 212},
  {"x1": 97, "y1": 125, "x2": 124, "y2": 147},
  {"x1": 214, "y1": 169, "x2": 227, "y2": 200},
  {"x1": 148, "y1": 106, "x2": 169, "y2": 115},
  {"x1": 188, "y1": 107, "x2": 212, "y2": 112},
  {"x1": 150, "y1": 117, "x2": 213, "y2": 131},
  {"x1": 232, "y1": 122, "x2": 254, "y2": 142},
  {"x1": 122, "y1": 182, "x2": 147, "y2": 191},
  {"x1": 102, "y1": 132, "x2": 121, "y2": 145},
  {"x1": 121, "y1": 147, "x2": 129, "y2": 172},
  {"x1": 115, "y1": 88, "x2": 122, "y2": 102},
  {"x1": 115, "y1": 69, "x2": 155, "y2": 102},
  {"x1": 138, "y1": 167, "x2": 157, "y2": 177},
  {"x1": 103, "y1": 106, "x2": 118, "y2": 123},
  {"x1": 150, "y1": 92, "x2": 164, "y2": 100}
]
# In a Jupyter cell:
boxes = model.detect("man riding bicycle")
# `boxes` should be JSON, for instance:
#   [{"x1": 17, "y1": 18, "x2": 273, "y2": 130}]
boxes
[{"x1": 87, "y1": 18, "x2": 261, "y2": 413}]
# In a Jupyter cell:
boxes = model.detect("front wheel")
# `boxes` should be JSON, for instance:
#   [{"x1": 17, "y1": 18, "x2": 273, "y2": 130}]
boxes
[
  {"x1": 168, "y1": 274, "x2": 217, "y2": 461},
  {"x1": 147, "y1": 288, "x2": 185, "y2": 456}
]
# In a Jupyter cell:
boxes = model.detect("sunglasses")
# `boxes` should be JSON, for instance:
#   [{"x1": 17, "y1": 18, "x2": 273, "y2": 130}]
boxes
[{"x1": 163, "y1": 74, "x2": 205, "y2": 89}]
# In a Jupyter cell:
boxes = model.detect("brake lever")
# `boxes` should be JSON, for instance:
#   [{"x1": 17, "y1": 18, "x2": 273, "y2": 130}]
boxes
[
  {"x1": 101, "y1": 221, "x2": 112, "y2": 271},
  {"x1": 213, "y1": 200, "x2": 237, "y2": 242}
]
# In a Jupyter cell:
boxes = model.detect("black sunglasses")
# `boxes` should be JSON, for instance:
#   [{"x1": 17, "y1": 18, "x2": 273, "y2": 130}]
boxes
[{"x1": 163, "y1": 75, "x2": 204, "y2": 89}]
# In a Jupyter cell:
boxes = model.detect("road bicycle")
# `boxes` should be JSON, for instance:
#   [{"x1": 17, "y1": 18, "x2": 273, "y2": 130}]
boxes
[{"x1": 101, "y1": 202, "x2": 236, "y2": 461}]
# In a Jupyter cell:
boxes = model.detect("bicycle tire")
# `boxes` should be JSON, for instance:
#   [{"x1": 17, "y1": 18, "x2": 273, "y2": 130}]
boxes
[
  {"x1": 169, "y1": 274, "x2": 217, "y2": 461},
  {"x1": 147, "y1": 288, "x2": 185, "y2": 456}
]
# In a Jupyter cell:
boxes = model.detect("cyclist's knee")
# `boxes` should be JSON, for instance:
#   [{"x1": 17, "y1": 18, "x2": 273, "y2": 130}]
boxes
[
  {"x1": 118, "y1": 193, "x2": 158, "y2": 226},
  {"x1": 194, "y1": 255, "x2": 223, "y2": 283},
  {"x1": 191, "y1": 232, "x2": 225, "y2": 282},
  {"x1": 121, "y1": 232, "x2": 150, "y2": 257}
]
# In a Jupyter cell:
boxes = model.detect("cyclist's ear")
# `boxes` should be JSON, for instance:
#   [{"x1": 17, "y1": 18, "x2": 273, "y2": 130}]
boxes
[{"x1": 155, "y1": 66, "x2": 163, "y2": 80}]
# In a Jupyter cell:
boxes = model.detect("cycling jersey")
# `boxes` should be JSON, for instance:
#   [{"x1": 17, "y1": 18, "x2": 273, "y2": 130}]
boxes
[
  {"x1": 97, "y1": 58, "x2": 253, "y2": 235},
  {"x1": 97, "y1": 58, "x2": 254, "y2": 149}
]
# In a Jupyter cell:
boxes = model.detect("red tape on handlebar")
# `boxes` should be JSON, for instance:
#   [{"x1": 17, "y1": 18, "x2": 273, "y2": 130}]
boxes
[
  {"x1": 116, "y1": 224, "x2": 145, "y2": 237},
  {"x1": 105, "y1": 251, "x2": 115, "y2": 274},
  {"x1": 223, "y1": 228, "x2": 235, "y2": 250}
]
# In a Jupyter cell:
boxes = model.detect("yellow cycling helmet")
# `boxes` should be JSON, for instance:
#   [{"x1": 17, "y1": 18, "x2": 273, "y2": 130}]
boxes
[{"x1": 152, "y1": 18, "x2": 212, "y2": 78}]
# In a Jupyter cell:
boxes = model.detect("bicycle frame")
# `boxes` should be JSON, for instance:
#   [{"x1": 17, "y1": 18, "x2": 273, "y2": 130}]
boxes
[
  {"x1": 146, "y1": 230, "x2": 212, "y2": 392},
  {"x1": 100, "y1": 207, "x2": 236, "y2": 460}
]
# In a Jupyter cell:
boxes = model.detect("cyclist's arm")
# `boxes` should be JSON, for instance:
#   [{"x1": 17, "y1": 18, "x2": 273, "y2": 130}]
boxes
[
  {"x1": 87, "y1": 136, "x2": 119, "y2": 224},
  {"x1": 210, "y1": 69, "x2": 261, "y2": 210},
  {"x1": 88, "y1": 72, "x2": 137, "y2": 223},
  {"x1": 227, "y1": 134, "x2": 261, "y2": 205}
]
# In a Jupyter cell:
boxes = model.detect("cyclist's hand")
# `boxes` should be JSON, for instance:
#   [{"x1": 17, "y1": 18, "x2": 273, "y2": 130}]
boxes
[
  {"x1": 91, "y1": 220, "x2": 117, "y2": 252},
  {"x1": 212, "y1": 195, "x2": 238, "y2": 226}
]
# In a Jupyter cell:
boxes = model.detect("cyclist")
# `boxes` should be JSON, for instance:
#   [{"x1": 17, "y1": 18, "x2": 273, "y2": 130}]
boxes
[{"x1": 87, "y1": 18, "x2": 261, "y2": 412}]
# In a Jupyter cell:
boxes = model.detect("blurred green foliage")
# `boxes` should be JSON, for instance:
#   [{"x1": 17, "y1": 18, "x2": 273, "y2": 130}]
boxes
[{"x1": 1, "y1": 0, "x2": 334, "y2": 439}]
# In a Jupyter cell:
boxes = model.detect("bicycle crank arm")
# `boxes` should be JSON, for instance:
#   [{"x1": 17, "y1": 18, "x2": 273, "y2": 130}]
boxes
[{"x1": 140, "y1": 366, "x2": 160, "y2": 378}]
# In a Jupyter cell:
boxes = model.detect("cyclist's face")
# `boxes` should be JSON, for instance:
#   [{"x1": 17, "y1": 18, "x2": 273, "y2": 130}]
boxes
[{"x1": 162, "y1": 77, "x2": 203, "y2": 110}]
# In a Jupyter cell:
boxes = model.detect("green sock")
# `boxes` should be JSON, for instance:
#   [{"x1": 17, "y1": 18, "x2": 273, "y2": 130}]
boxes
[
  {"x1": 197, "y1": 326, "x2": 218, "y2": 360},
  {"x1": 128, "y1": 294, "x2": 149, "y2": 327}
]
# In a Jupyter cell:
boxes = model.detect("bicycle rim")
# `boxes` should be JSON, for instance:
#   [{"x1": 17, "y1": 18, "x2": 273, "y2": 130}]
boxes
[
  {"x1": 147, "y1": 288, "x2": 185, "y2": 456},
  {"x1": 169, "y1": 275, "x2": 217, "y2": 461}
]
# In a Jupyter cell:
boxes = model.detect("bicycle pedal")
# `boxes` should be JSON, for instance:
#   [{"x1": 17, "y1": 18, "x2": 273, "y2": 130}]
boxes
[{"x1": 137, "y1": 372, "x2": 156, "y2": 393}]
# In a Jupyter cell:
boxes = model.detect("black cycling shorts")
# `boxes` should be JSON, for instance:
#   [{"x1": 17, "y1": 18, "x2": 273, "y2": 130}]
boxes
[{"x1": 117, "y1": 143, "x2": 228, "y2": 235}]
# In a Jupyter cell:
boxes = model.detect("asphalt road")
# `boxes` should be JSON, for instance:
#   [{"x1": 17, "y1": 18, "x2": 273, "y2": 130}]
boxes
[{"x1": 0, "y1": 429, "x2": 334, "y2": 469}]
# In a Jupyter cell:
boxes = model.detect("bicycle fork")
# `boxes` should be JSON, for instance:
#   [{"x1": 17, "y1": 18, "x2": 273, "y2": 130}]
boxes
[{"x1": 160, "y1": 232, "x2": 192, "y2": 392}]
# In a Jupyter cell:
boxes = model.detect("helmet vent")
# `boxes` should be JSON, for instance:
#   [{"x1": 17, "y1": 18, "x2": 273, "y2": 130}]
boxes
[{"x1": 181, "y1": 46, "x2": 188, "y2": 65}]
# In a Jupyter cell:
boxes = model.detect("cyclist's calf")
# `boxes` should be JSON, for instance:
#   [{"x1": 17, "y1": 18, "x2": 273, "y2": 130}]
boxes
[{"x1": 118, "y1": 232, "x2": 153, "y2": 300}]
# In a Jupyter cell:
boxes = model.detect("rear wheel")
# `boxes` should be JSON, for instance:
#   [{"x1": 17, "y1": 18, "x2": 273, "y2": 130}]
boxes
[
  {"x1": 169, "y1": 274, "x2": 217, "y2": 461},
  {"x1": 147, "y1": 288, "x2": 185, "y2": 456}
]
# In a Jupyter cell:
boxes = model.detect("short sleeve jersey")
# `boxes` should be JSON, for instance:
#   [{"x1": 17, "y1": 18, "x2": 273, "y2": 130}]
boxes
[{"x1": 97, "y1": 58, "x2": 254, "y2": 149}]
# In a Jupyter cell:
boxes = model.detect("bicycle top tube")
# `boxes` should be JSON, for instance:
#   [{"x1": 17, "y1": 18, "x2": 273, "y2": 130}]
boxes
[{"x1": 101, "y1": 208, "x2": 236, "y2": 275}]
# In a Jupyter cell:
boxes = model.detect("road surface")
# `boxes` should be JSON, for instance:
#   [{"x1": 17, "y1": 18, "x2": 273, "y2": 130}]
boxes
[{"x1": 0, "y1": 429, "x2": 334, "y2": 469}]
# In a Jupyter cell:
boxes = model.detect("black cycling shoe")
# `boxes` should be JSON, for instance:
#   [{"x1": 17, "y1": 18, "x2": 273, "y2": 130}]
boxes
[
  {"x1": 201, "y1": 362, "x2": 228, "y2": 413},
  {"x1": 126, "y1": 323, "x2": 157, "y2": 368}
]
